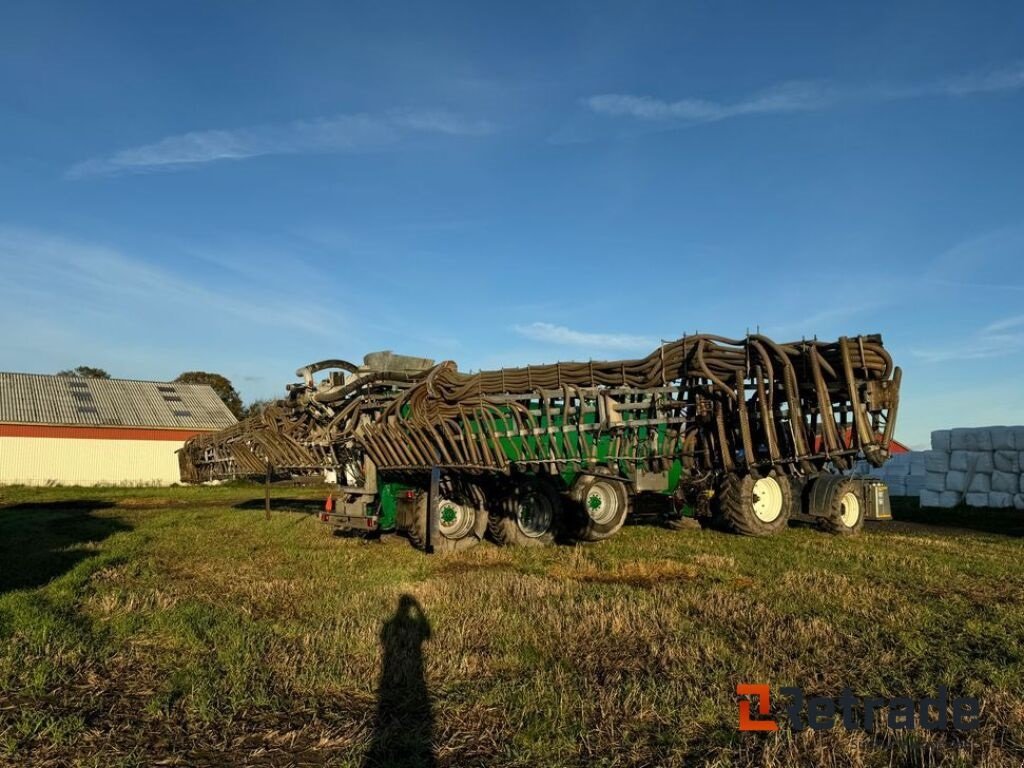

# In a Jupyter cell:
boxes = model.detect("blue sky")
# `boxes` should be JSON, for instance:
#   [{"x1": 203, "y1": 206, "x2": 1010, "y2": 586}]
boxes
[{"x1": 2, "y1": 2, "x2": 1023, "y2": 447}]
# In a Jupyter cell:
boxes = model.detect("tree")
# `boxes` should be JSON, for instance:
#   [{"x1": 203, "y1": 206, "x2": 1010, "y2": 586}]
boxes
[
  {"x1": 56, "y1": 366, "x2": 111, "y2": 379},
  {"x1": 175, "y1": 371, "x2": 244, "y2": 418},
  {"x1": 240, "y1": 398, "x2": 275, "y2": 420}
]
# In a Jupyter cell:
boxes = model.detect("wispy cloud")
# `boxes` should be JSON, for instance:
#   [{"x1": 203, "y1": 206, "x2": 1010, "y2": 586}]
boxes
[
  {"x1": 913, "y1": 314, "x2": 1024, "y2": 362},
  {"x1": 0, "y1": 226, "x2": 362, "y2": 397},
  {"x1": 762, "y1": 303, "x2": 878, "y2": 340},
  {"x1": 925, "y1": 277, "x2": 1024, "y2": 292},
  {"x1": 68, "y1": 109, "x2": 494, "y2": 177},
  {"x1": 922, "y1": 226, "x2": 1024, "y2": 292},
  {"x1": 983, "y1": 314, "x2": 1024, "y2": 334},
  {"x1": 0, "y1": 227, "x2": 330, "y2": 336},
  {"x1": 513, "y1": 322, "x2": 655, "y2": 351},
  {"x1": 585, "y1": 81, "x2": 834, "y2": 122},
  {"x1": 584, "y1": 62, "x2": 1024, "y2": 125},
  {"x1": 942, "y1": 64, "x2": 1024, "y2": 95}
]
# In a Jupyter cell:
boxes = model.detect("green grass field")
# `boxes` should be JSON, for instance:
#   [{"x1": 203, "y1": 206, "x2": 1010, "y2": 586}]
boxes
[{"x1": 1, "y1": 484, "x2": 1023, "y2": 767}]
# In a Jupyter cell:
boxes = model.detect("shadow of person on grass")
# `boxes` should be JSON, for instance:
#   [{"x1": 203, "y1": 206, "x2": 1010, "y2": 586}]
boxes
[
  {"x1": 362, "y1": 594, "x2": 435, "y2": 768},
  {"x1": 0, "y1": 500, "x2": 129, "y2": 593}
]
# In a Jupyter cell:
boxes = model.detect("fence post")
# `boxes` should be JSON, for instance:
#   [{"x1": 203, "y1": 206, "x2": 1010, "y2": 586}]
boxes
[
  {"x1": 265, "y1": 462, "x2": 272, "y2": 520},
  {"x1": 427, "y1": 465, "x2": 441, "y2": 554}
]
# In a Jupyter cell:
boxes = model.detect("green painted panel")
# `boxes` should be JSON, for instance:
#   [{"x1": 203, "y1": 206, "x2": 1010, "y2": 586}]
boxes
[{"x1": 377, "y1": 482, "x2": 403, "y2": 530}]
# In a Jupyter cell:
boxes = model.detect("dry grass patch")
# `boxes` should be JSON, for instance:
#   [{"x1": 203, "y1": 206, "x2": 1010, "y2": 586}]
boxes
[
  {"x1": 551, "y1": 557, "x2": 698, "y2": 588},
  {"x1": 2, "y1": 487, "x2": 1024, "y2": 766}
]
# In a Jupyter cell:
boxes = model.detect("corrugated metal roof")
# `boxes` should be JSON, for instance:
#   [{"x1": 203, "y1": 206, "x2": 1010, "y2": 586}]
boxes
[{"x1": 0, "y1": 373, "x2": 238, "y2": 431}]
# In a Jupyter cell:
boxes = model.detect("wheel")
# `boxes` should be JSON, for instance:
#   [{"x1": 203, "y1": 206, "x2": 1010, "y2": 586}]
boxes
[
  {"x1": 815, "y1": 478, "x2": 865, "y2": 535},
  {"x1": 717, "y1": 472, "x2": 793, "y2": 537},
  {"x1": 488, "y1": 475, "x2": 562, "y2": 547},
  {"x1": 569, "y1": 475, "x2": 630, "y2": 542},
  {"x1": 406, "y1": 480, "x2": 489, "y2": 553}
]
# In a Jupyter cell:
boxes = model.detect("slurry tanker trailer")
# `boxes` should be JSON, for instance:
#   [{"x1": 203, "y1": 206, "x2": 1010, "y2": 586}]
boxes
[{"x1": 179, "y1": 334, "x2": 900, "y2": 551}]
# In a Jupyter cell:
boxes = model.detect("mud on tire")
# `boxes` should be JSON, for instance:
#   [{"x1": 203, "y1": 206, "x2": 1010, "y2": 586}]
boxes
[
  {"x1": 407, "y1": 477, "x2": 489, "y2": 553},
  {"x1": 488, "y1": 474, "x2": 562, "y2": 547},
  {"x1": 717, "y1": 471, "x2": 793, "y2": 537},
  {"x1": 568, "y1": 474, "x2": 630, "y2": 542},
  {"x1": 815, "y1": 477, "x2": 865, "y2": 536}
]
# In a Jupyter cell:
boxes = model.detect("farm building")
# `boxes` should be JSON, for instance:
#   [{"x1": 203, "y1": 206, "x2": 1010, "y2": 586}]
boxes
[{"x1": 0, "y1": 373, "x2": 236, "y2": 486}]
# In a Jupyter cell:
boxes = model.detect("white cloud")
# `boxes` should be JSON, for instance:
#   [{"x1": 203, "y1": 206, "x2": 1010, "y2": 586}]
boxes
[
  {"x1": 762, "y1": 303, "x2": 878, "y2": 340},
  {"x1": 68, "y1": 109, "x2": 494, "y2": 177},
  {"x1": 912, "y1": 313, "x2": 1024, "y2": 363},
  {"x1": 942, "y1": 63, "x2": 1024, "y2": 96},
  {"x1": 513, "y1": 322, "x2": 655, "y2": 351},
  {"x1": 585, "y1": 81, "x2": 833, "y2": 123},
  {"x1": 922, "y1": 227, "x2": 1024, "y2": 291},
  {"x1": 983, "y1": 314, "x2": 1024, "y2": 334},
  {"x1": 0, "y1": 227, "x2": 330, "y2": 336},
  {"x1": 584, "y1": 63, "x2": 1024, "y2": 125},
  {"x1": 0, "y1": 226, "x2": 362, "y2": 399},
  {"x1": 387, "y1": 108, "x2": 494, "y2": 136},
  {"x1": 925, "y1": 277, "x2": 1024, "y2": 292}
]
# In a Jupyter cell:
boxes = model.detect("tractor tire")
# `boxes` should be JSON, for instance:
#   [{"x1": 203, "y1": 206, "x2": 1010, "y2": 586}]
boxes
[
  {"x1": 717, "y1": 472, "x2": 793, "y2": 537},
  {"x1": 407, "y1": 480, "x2": 489, "y2": 553},
  {"x1": 815, "y1": 477, "x2": 865, "y2": 536},
  {"x1": 569, "y1": 474, "x2": 630, "y2": 542},
  {"x1": 488, "y1": 475, "x2": 562, "y2": 547}
]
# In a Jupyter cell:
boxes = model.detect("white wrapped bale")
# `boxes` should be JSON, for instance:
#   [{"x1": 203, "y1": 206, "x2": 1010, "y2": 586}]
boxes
[
  {"x1": 886, "y1": 456, "x2": 911, "y2": 476},
  {"x1": 919, "y1": 489, "x2": 940, "y2": 507},
  {"x1": 906, "y1": 477, "x2": 926, "y2": 496},
  {"x1": 951, "y1": 428, "x2": 993, "y2": 452},
  {"x1": 887, "y1": 477, "x2": 908, "y2": 496},
  {"x1": 924, "y1": 451, "x2": 949, "y2": 472},
  {"x1": 973, "y1": 452, "x2": 995, "y2": 473},
  {"x1": 949, "y1": 429, "x2": 967, "y2": 451},
  {"x1": 992, "y1": 470, "x2": 1019, "y2": 494},
  {"x1": 990, "y1": 426, "x2": 1014, "y2": 450},
  {"x1": 994, "y1": 450, "x2": 1019, "y2": 473},
  {"x1": 965, "y1": 492, "x2": 989, "y2": 507},
  {"x1": 909, "y1": 454, "x2": 926, "y2": 476},
  {"x1": 1016, "y1": 494, "x2": 1024, "y2": 511},
  {"x1": 948, "y1": 451, "x2": 996, "y2": 472},
  {"x1": 950, "y1": 452, "x2": 993, "y2": 473},
  {"x1": 925, "y1": 471, "x2": 946, "y2": 491},
  {"x1": 935, "y1": 491, "x2": 960, "y2": 508},
  {"x1": 976, "y1": 429, "x2": 995, "y2": 451},
  {"x1": 968, "y1": 474, "x2": 991, "y2": 493},
  {"x1": 946, "y1": 471, "x2": 967, "y2": 492},
  {"x1": 1013, "y1": 427, "x2": 1024, "y2": 449},
  {"x1": 988, "y1": 492, "x2": 1013, "y2": 509},
  {"x1": 931, "y1": 430, "x2": 952, "y2": 452}
]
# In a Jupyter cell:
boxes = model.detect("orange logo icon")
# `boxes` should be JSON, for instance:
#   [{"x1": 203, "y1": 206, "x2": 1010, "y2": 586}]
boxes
[{"x1": 737, "y1": 683, "x2": 779, "y2": 731}]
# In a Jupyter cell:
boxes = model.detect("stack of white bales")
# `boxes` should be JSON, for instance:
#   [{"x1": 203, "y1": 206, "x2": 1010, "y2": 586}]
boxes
[
  {"x1": 855, "y1": 452, "x2": 926, "y2": 496},
  {"x1": 919, "y1": 426, "x2": 1024, "y2": 509}
]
